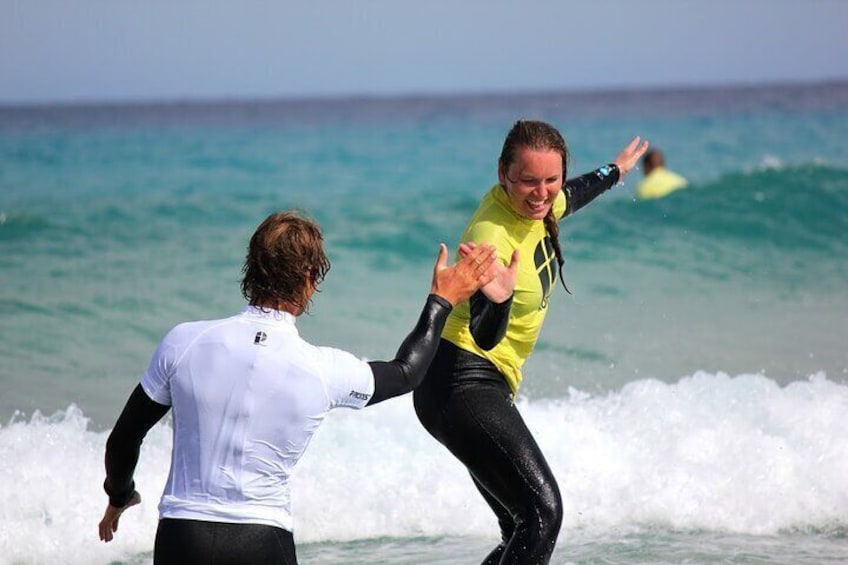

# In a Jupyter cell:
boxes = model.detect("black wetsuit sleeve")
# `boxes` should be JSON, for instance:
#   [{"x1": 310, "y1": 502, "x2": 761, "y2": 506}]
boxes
[
  {"x1": 562, "y1": 164, "x2": 620, "y2": 217},
  {"x1": 103, "y1": 384, "x2": 170, "y2": 507},
  {"x1": 366, "y1": 294, "x2": 453, "y2": 406},
  {"x1": 468, "y1": 290, "x2": 513, "y2": 351}
]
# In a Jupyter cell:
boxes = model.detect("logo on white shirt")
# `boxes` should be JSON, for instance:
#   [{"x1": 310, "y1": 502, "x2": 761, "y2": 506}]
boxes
[
  {"x1": 349, "y1": 390, "x2": 370, "y2": 401},
  {"x1": 254, "y1": 331, "x2": 267, "y2": 345}
]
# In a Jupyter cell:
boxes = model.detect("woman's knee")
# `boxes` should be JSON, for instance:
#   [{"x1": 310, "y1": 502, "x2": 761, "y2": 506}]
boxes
[
  {"x1": 510, "y1": 479, "x2": 563, "y2": 537},
  {"x1": 535, "y1": 479, "x2": 563, "y2": 537}
]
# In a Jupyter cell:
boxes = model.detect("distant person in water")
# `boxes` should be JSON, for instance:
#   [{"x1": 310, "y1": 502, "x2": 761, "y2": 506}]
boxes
[
  {"x1": 636, "y1": 148, "x2": 688, "y2": 200},
  {"x1": 97, "y1": 210, "x2": 498, "y2": 564}
]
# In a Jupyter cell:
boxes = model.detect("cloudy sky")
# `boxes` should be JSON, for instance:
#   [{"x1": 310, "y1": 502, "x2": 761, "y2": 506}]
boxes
[{"x1": 2, "y1": 0, "x2": 846, "y2": 104}]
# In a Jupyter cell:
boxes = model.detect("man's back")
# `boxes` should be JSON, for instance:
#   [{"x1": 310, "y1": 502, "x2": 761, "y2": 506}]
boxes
[{"x1": 141, "y1": 306, "x2": 374, "y2": 530}]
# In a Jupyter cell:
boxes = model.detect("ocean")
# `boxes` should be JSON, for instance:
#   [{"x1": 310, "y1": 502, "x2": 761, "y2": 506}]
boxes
[{"x1": 1, "y1": 82, "x2": 847, "y2": 564}]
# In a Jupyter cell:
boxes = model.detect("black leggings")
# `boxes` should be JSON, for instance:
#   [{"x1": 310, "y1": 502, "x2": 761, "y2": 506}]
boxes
[
  {"x1": 413, "y1": 340, "x2": 563, "y2": 565},
  {"x1": 154, "y1": 518, "x2": 297, "y2": 565}
]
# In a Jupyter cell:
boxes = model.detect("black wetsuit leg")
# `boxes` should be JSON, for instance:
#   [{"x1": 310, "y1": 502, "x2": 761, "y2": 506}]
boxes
[
  {"x1": 154, "y1": 518, "x2": 297, "y2": 565},
  {"x1": 413, "y1": 340, "x2": 563, "y2": 565},
  {"x1": 472, "y1": 475, "x2": 516, "y2": 565}
]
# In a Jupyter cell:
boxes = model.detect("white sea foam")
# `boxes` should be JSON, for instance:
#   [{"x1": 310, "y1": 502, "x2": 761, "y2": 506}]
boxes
[
  {"x1": 1, "y1": 372, "x2": 846, "y2": 564},
  {"x1": 759, "y1": 154, "x2": 784, "y2": 169}
]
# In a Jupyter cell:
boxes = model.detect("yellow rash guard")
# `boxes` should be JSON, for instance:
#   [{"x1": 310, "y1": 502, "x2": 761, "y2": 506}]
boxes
[
  {"x1": 442, "y1": 184, "x2": 567, "y2": 393},
  {"x1": 636, "y1": 167, "x2": 688, "y2": 200}
]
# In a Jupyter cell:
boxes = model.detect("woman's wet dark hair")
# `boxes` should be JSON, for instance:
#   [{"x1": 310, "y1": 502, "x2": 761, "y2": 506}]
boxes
[
  {"x1": 241, "y1": 210, "x2": 330, "y2": 314},
  {"x1": 498, "y1": 119, "x2": 570, "y2": 290}
]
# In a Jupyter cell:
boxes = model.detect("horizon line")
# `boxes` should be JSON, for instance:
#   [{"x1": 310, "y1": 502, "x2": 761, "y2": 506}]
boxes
[{"x1": 2, "y1": 76, "x2": 847, "y2": 111}]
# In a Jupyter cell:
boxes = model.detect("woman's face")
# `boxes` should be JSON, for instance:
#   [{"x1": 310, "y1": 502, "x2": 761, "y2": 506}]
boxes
[{"x1": 499, "y1": 147, "x2": 563, "y2": 220}]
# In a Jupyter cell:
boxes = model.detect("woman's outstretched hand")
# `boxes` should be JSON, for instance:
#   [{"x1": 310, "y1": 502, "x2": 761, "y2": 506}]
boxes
[
  {"x1": 613, "y1": 136, "x2": 650, "y2": 177},
  {"x1": 459, "y1": 242, "x2": 519, "y2": 304},
  {"x1": 431, "y1": 243, "x2": 498, "y2": 306}
]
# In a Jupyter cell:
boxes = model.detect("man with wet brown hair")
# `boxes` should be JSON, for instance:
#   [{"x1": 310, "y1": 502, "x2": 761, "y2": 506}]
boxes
[{"x1": 98, "y1": 210, "x2": 499, "y2": 564}]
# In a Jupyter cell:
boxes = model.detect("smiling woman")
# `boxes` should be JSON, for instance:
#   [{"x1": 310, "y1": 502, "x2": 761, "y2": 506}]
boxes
[
  {"x1": 413, "y1": 119, "x2": 648, "y2": 564},
  {"x1": 498, "y1": 123, "x2": 570, "y2": 220}
]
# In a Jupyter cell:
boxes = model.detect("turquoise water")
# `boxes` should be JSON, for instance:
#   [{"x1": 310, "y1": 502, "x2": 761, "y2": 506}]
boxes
[{"x1": 1, "y1": 83, "x2": 847, "y2": 563}]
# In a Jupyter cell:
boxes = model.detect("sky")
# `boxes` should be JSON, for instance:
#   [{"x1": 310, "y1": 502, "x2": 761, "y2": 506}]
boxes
[{"x1": 1, "y1": 0, "x2": 847, "y2": 105}]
